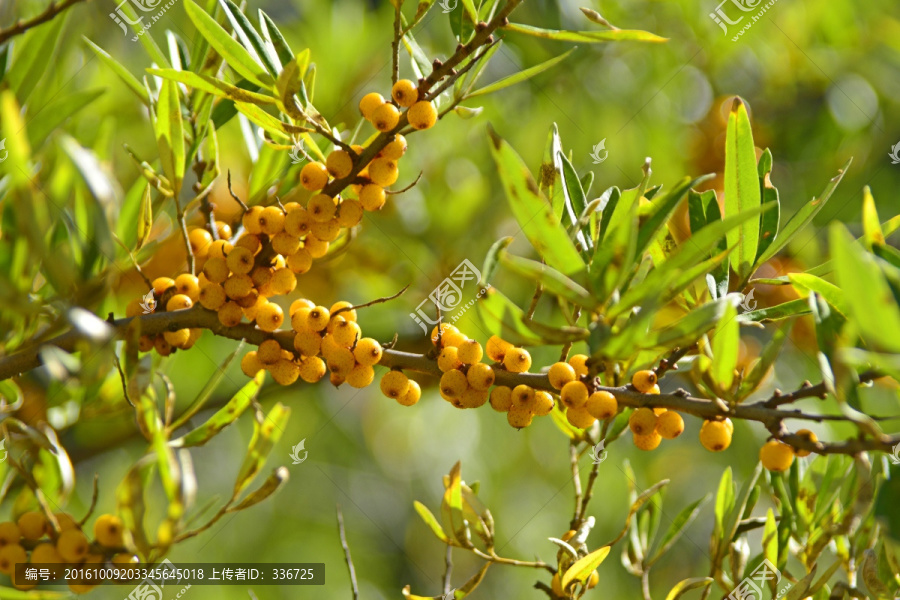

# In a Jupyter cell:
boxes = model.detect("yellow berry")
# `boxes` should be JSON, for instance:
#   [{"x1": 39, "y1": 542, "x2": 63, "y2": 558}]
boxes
[
  {"x1": 223, "y1": 274, "x2": 254, "y2": 299},
  {"x1": 503, "y1": 347, "x2": 532, "y2": 373},
  {"x1": 359, "y1": 184, "x2": 386, "y2": 211},
  {"x1": 372, "y1": 103, "x2": 401, "y2": 132},
  {"x1": 331, "y1": 320, "x2": 361, "y2": 348},
  {"x1": 330, "y1": 301, "x2": 357, "y2": 322},
  {"x1": 632, "y1": 369, "x2": 658, "y2": 393},
  {"x1": 586, "y1": 391, "x2": 618, "y2": 420},
  {"x1": 458, "y1": 387, "x2": 489, "y2": 409},
  {"x1": 285, "y1": 207, "x2": 312, "y2": 237},
  {"x1": 353, "y1": 338, "x2": 383, "y2": 367},
  {"x1": 457, "y1": 339, "x2": 483, "y2": 365},
  {"x1": 270, "y1": 268, "x2": 297, "y2": 295},
  {"x1": 256, "y1": 303, "x2": 284, "y2": 332},
  {"x1": 440, "y1": 369, "x2": 468, "y2": 399},
  {"x1": 16, "y1": 512, "x2": 46, "y2": 541},
  {"x1": 241, "y1": 351, "x2": 264, "y2": 377},
  {"x1": 290, "y1": 298, "x2": 316, "y2": 316},
  {"x1": 566, "y1": 406, "x2": 596, "y2": 429},
  {"x1": 408, "y1": 100, "x2": 437, "y2": 130},
  {"x1": 270, "y1": 358, "x2": 300, "y2": 385},
  {"x1": 235, "y1": 232, "x2": 262, "y2": 255},
  {"x1": 325, "y1": 347, "x2": 356, "y2": 377},
  {"x1": 440, "y1": 329, "x2": 468, "y2": 348},
  {"x1": 633, "y1": 431, "x2": 663, "y2": 451},
  {"x1": 392, "y1": 79, "x2": 419, "y2": 107},
  {"x1": 199, "y1": 281, "x2": 227, "y2": 310},
  {"x1": 151, "y1": 276, "x2": 175, "y2": 297},
  {"x1": 532, "y1": 391, "x2": 555, "y2": 416},
  {"x1": 337, "y1": 199, "x2": 364, "y2": 227},
  {"x1": 307, "y1": 306, "x2": 331, "y2": 331},
  {"x1": 486, "y1": 335, "x2": 513, "y2": 361},
  {"x1": 163, "y1": 328, "x2": 191, "y2": 348},
  {"x1": 226, "y1": 246, "x2": 255, "y2": 275},
  {"x1": 0, "y1": 544, "x2": 26, "y2": 575},
  {"x1": 326, "y1": 150, "x2": 354, "y2": 179},
  {"x1": 217, "y1": 301, "x2": 243, "y2": 326},
  {"x1": 346, "y1": 364, "x2": 375, "y2": 389},
  {"x1": 173, "y1": 273, "x2": 201, "y2": 302},
  {"x1": 568, "y1": 354, "x2": 589, "y2": 377},
  {"x1": 560, "y1": 381, "x2": 589, "y2": 409},
  {"x1": 0, "y1": 522, "x2": 18, "y2": 544},
  {"x1": 430, "y1": 323, "x2": 456, "y2": 346},
  {"x1": 53, "y1": 513, "x2": 78, "y2": 532},
  {"x1": 293, "y1": 329, "x2": 322, "y2": 357},
  {"x1": 164, "y1": 293, "x2": 191, "y2": 312},
  {"x1": 259, "y1": 206, "x2": 285, "y2": 236},
  {"x1": 242, "y1": 206, "x2": 265, "y2": 234},
  {"x1": 310, "y1": 218, "x2": 341, "y2": 242},
  {"x1": 359, "y1": 92, "x2": 385, "y2": 119},
  {"x1": 507, "y1": 405, "x2": 533, "y2": 429},
  {"x1": 629, "y1": 407, "x2": 658, "y2": 436},
  {"x1": 308, "y1": 193, "x2": 337, "y2": 223},
  {"x1": 548, "y1": 362, "x2": 577, "y2": 390},
  {"x1": 214, "y1": 220, "x2": 232, "y2": 240},
  {"x1": 188, "y1": 228, "x2": 213, "y2": 258},
  {"x1": 287, "y1": 249, "x2": 313, "y2": 274},
  {"x1": 56, "y1": 529, "x2": 89, "y2": 563},
  {"x1": 368, "y1": 157, "x2": 399, "y2": 187},
  {"x1": 381, "y1": 370, "x2": 410, "y2": 399},
  {"x1": 208, "y1": 239, "x2": 233, "y2": 260},
  {"x1": 760, "y1": 440, "x2": 795, "y2": 471},
  {"x1": 699, "y1": 420, "x2": 733, "y2": 452},
  {"x1": 203, "y1": 257, "x2": 229, "y2": 283},
  {"x1": 466, "y1": 363, "x2": 495, "y2": 390},
  {"x1": 300, "y1": 161, "x2": 329, "y2": 191},
  {"x1": 93, "y1": 514, "x2": 124, "y2": 547},
  {"x1": 794, "y1": 429, "x2": 817, "y2": 457},
  {"x1": 299, "y1": 357, "x2": 327, "y2": 383},
  {"x1": 271, "y1": 232, "x2": 301, "y2": 257},
  {"x1": 380, "y1": 134, "x2": 408, "y2": 160},
  {"x1": 490, "y1": 386, "x2": 513, "y2": 412},
  {"x1": 154, "y1": 336, "x2": 173, "y2": 356},
  {"x1": 257, "y1": 339, "x2": 282, "y2": 365},
  {"x1": 30, "y1": 542, "x2": 63, "y2": 564},
  {"x1": 397, "y1": 380, "x2": 422, "y2": 406},
  {"x1": 656, "y1": 411, "x2": 685, "y2": 439},
  {"x1": 511, "y1": 384, "x2": 536, "y2": 411}
]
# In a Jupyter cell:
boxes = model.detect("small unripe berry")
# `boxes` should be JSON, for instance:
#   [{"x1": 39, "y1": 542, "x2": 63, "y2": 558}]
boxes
[
  {"x1": 586, "y1": 391, "x2": 617, "y2": 420},
  {"x1": 380, "y1": 134, "x2": 408, "y2": 160},
  {"x1": 217, "y1": 301, "x2": 243, "y2": 327},
  {"x1": 466, "y1": 363, "x2": 495, "y2": 390},
  {"x1": 353, "y1": 338, "x2": 383, "y2": 366},
  {"x1": 337, "y1": 199, "x2": 364, "y2": 227},
  {"x1": 368, "y1": 158, "x2": 399, "y2": 187},
  {"x1": 285, "y1": 207, "x2": 312, "y2": 237},
  {"x1": 456, "y1": 339, "x2": 483, "y2": 364},
  {"x1": 760, "y1": 439, "x2": 794, "y2": 471},
  {"x1": 699, "y1": 420, "x2": 733, "y2": 452},
  {"x1": 486, "y1": 335, "x2": 513, "y2": 361},
  {"x1": 359, "y1": 92, "x2": 385, "y2": 119},
  {"x1": 300, "y1": 161, "x2": 329, "y2": 191},
  {"x1": 560, "y1": 381, "x2": 589, "y2": 409},
  {"x1": 633, "y1": 431, "x2": 663, "y2": 451},
  {"x1": 489, "y1": 386, "x2": 512, "y2": 412},
  {"x1": 408, "y1": 100, "x2": 437, "y2": 130},
  {"x1": 199, "y1": 281, "x2": 226, "y2": 310},
  {"x1": 359, "y1": 184, "x2": 386, "y2": 211},
  {"x1": 507, "y1": 405, "x2": 533, "y2": 429},
  {"x1": 632, "y1": 370, "x2": 658, "y2": 393},
  {"x1": 226, "y1": 246, "x2": 255, "y2": 275},
  {"x1": 656, "y1": 411, "x2": 685, "y2": 439},
  {"x1": 629, "y1": 407, "x2": 658, "y2": 436},
  {"x1": 511, "y1": 384, "x2": 536, "y2": 411},
  {"x1": 566, "y1": 406, "x2": 596, "y2": 429},
  {"x1": 93, "y1": 514, "x2": 124, "y2": 547},
  {"x1": 270, "y1": 358, "x2": 300, "y2": 385},
  {"x1": 793, "y1": 429, "x2": 817, "y2": 457},
  {"x1": 241, "y1": 351, "x2": 264, "y2": 377},
  {"x1": 188, "y1": 228, "x2": 213, "y2": 258},
  {"x1": 326, "y1": 150, "x2": 353, "y2": 179},
  {"x1": 548, "y1": 362, "x2": 577, "y2": 390},
  {"x1": 372, "y1": 103, "x2": 401, "y2": 132},
  {"x1": 391, "y1": 79, "x2": 419, "y2": 107},
  {"x1": 346, "y1": 364, "x2": 375, "y2": 388},
  {"x1": 17, "y1": 512, "x2": 46, "y2": 541},
  {"x1": 56, "y1": 529, "x2": 89, "y2": 563},
  {"x1": 259, "y1": 206, "x2": 286, "y2": 236},
  {"x1": 568, "y1": 354, "x2": 589, "y2": 377},
  {"x1": 397, "y1": 380, "x2": 421, "y2": 406},
  {"x1": 307, "y1": 306, "x2": 331, "y2": 331},
  {"x1": 271, "y1": 232, "x2": 301, "y2": 257},
  {"x1": 308, "y1": 193, "x2": 337, "y2": 222},
  {"x1": 152, "y1": 276, "x2": 176, "y2": 297},
  {"x1": 166, "y1": 293, "x2": 193, "y2": 312},
  {"x1": 503, "y1": 347, "x2": 532, "y2": 373},
  {"x1": 440, "y1": 369, "x2": 469, "y2": 399},
  {"x1": 299, "y1": 356, "x2": 327, "y2": 383},
  {"x1": 381, "y1": 370, "x2": 410, "y2": 399}
]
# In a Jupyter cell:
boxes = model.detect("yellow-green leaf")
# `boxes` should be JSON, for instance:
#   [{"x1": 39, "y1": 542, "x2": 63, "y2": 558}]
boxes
[
  {"x1": 413, "y1": 501, "x2": 450, "y2": 543},
  {"x1": 664, "y1": 577, "x2": 714, "y2": 600},
  {"x1": 724, "y1": 98, "x2": 760, "y2": 282},
  {"x1": 172, "y1": 370, "x2": 263, "y2": 447},
  {"x1": 504, "y1": 22, "x2": 667, "y2": 43},
  {"x1": 234, "y1": 402, "x2": 291, "y2": 496},
  {"x1": 469, "y1": 48, "x2": 575, "y2": 98},
  {"x1": 561, "y1": 546, "x2": 610, "y2": 590}
]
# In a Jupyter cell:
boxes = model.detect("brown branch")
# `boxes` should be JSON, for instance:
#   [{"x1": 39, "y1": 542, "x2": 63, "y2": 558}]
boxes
[
  {"x1": 226, "y1": 170, "x2": 249, "y2": 212},
  {"x1": 331, "y1": 285, "x2": 410, "y2": 319},
  {"x1": 337, "y1": 505, "x2": 360, "y2": 600},
  {"x1": 391, "y1": 0, "x2": 402, "y2": 85},
  {"x1": 763, "y1": 371, "x2": 881, "y2": 408},
  {"x1": 0, "y1": 0, "x2": 91, "y2": 45}
]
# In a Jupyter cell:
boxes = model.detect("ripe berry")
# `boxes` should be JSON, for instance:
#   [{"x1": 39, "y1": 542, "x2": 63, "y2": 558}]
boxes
[
  {"x1": 632, "y1": 370, "x2": 658, "y2": 393},
  {"x1": 54, "y1": 513, "x2": 78, "y2": 531},
  {"x1": 0, "y1": 544, "x2": 25, "y2": 575},
  {"x1": 566, "y1": 406, "x2": 596, "y2": 429},
  {"x1": 359, "y1": 184, "x2": 386, "y2": 211},
  {"x1": 330, "y1": 301, "x2": 357, "y2": 322},
  {"x1": 699, "y1": 420, "x2": 733, "y2": 452},
  {"x1": 359, "y1": 92, "x2": 385, "y2": 119},
  {"x1": 326, "y1": 150, "x2": 354, "y2": 179},
  {"x1": 648, "y1": 384, "x2": 661, "y2": 395},
  {"x1": 760, "y1": 440, "x2": 794, "y2": 471},
  {"x1": 300, "y1": 161, "x2": 329, "y2": 191},
  {"x1": 217, "y1": 302, "x2": 243, "y2": 326},
  {"x1": 17, "y1": 512, "x2": 46, "y2": 540},
  {"x1": 586, "y1": 391, "x2": 617, "y2": 420},
  {"x1": 138, "y1": 336, "x2": 154, "y2": 352},
  {"x1": 270, "y1": 358, "x2": 300, "y2": 385},
  {"x1": 633, "y1": 431, "x2": 663, "y2": 451},
  {"x1": 166, "y1": 294, "x2": 192, "y2": 312},
  {"x1": 457, "y1": 339, "x2": 483, "y2": 364},
  {"x1": 656, "y1": 411, "x2": 684, "y2": 439},
  {"x1": 256, "y1": 303, "x2": 285, "y2": 332},
  {"x1": 310, "y1": 218, "x2": 341, "y2": 242},
  {"x1": 293, "y1": 330, "x2": 322, "y2": 357},
  {"x1": 408, "y1": 100, "x2": 437, "y2": 130},
  {"x1": 372, "y1": 103, "x2": 401, "y2": 132},
  {"x1": 380, "y1": 134, "x2": 408, "y2": 160},
  {"x1": 287, "y1": 249, "x2": 313, "y2": 274},
  {"x1": 507, "y1": 405, "x2": 533, "y2": 429},
  {"x1": 466, "y1": 363, "x2": 495, "y2": 390},
  {"x1": 459, "y1": 388, "x2": 489, "y2": 409},
  {"x1": 241, "y1": 351, "x2": 264, "y2": 377},
  {"x1": 343, "y1": 363, "x2": 373, "y2": 389},
  {"x1": 794, "y1": 429, "x2": 817, "y2": 457},
  {"x1": 203, "y1": 257, "x2": 229, "y2": 283},
  {"x1": 307, "y1": 306, "x2": 331, "y2": 331},
  {"x1": 94, "y1": 514, "x2": 124, "y2": 547},
  {"x1": 489, "y1": 386, "x2": 512, "y2": 412},
  {"x1": 164, "y1": 328, "x2": 191, "y2": 348},
  {"x1": 30, "y1": 542, "x2": 63, "y2": 564},
  {"x1": 241, "y1": 295, "x2": 268, "y2": 320},
  {"x1": 285, "y1": 207, "x2": 312, "y2": 237},
  {"x1": 503, "y1": 347, "x2": 532, "y2": 373},
  {"x1": 308, "y1": 194, "x2": 337, "y2": 222},
  {"x1": 208, "y1": 239, "x2": 233, "y2": 260},
  {"x1": 214, "y1": 220, "x2": 232, "y2": 240},
  {"x1": 440, "y1": 369, "x2": 469, "y2": 399},
  {"x1": 368, "y1": 158, "x2": 399, "y2": 187},
  {"x1": 257, "y1": 339, "x2": 283, "y2": 364},
  {"x1": 511, "y1": 384, "x2": 536, "y2": 410},
  {"x1": 486, "y1": 335, "x2": 513, "y2": 361},
  {"x1": 152, "y1": 276, "x2": 176, "y2": 297},
  {"x1": 337, "y1": 199, "x2": 364, "y2": 227},
  {"x1": 397, "y1": 380, "x2": 422, "y2": 406},
  {"x1": 568, "y1": 354, "x2": 589, "y2": 377},
  {"x1": 242, "y1": 206, "x2": 264, "y2": 234},
  {"x1": 270, "y1": 268, "x2": 297, "y2": 295},
  {"x1": 320, "y1": 333, "x2": 342, "y2": 360},
  {"x1": 290, "y1": 298, "x2": 316, "y2": 316},
  {"x1": 0, "y1": 522, "x2": 18, "y2": 546},
  {"x1": 154, "y1": 336, "x2": 174, "y2": 356},
  {"x1": 299, "y1": 356, "x2": 327, "y2": 383},
  {"x1": 304, "y1": 236, "x2": 330, "y2": 258},
  {"x1": 381, "y1": 370, "x2": 410, "y2": 399},
  {"x1": 430, "y1": 323, "x2": 455, "y2": 345},
  {"x1": 259, "y1": 206, "x2": 285, "y2": 236},
  {"x1": 629, "y1": 407, "x2": 658, "y2": 436},
  {"x1": 332, "y1": 320, "x2": 361, "y2": 348},
  {"x1": 353, "y1": 338, "x2": 383, "y2": 366},
  {"x1": 199, "y1": 281, "x2": 226, "y2": 310},
  {"x1": 223, "y1": 274, "x2": 254, "y2": 299},
  {"x1": 56, "y1": 529, "x2": 89, "y2": 563},
  {"x1": 188, "y1": 228, "x2": 213, "y2": 258},
  {"x1": 272, "y1": 232, "x2": 301, "y2": 257},
  {"x1": 174, "y1": 274, "x2": 200, "y2": 301},
  {"x1": 548, "y1": 362, "x2": 577, "y2": 390},
  {"x1": 292, "y1": 305, "x2": 312, "y2": 330},
  {"x1": 391, "y1": 79, "x2": 419, "y2": 107},
  {"x1": 533, "y1": 391, "x2": 555, "y2": 416},
  {"x1": 560, "y1": 381, "x2": 589, "y2": 409},
  {"x1": 226, "y1": 246, "x2": 255, "y2": 275}
]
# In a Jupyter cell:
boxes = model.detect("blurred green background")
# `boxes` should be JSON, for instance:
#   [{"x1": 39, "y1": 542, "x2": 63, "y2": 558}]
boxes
[{"x1": 2, "y1": 0, "x2": 900, "y2": 597}]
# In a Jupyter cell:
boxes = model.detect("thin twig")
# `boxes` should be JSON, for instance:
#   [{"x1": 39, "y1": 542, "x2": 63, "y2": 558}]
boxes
[
  {"x1": 78, "y1": 474, "x2": 100, "y2": 527},
  {"x1": 226, "y1": 170, "x2": 250, "y2": 212},
  {"x1": 391, "y1": 1, "x2": 402, "y2": 85},
  {"x1": 425, "y1": 40, "x2": 500, "y2": 102},
  {"x1": 332, "y1": 285, "x2": 410, "y2": 319},
  {"x1": 443, "y1": 544, "x2": 453, "y2": 595},
  {"x1": 559, "y1": 307, "x2": 582, "y2": 362},
  {"x1": 569, "y1": 442, "x2": 582, "y2": 529},
  {"x1": 526, "y1": 283, "x2": 543, "y2": 320},
  {"x1": 337, "y1": 505, "x2": 360, "y2": 600},
  {"x1": 385, "y1": 172, "x2": 423, "y2": 194},
  {"x1": 0, "y1": 0, "x2": 91, "y2": 45}
]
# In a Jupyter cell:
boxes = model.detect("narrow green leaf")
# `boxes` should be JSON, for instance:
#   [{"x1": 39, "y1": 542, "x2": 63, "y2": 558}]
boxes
[
  {"x1": 148, "y1": 68, "x2": 276, "y2": 104},
  {"x1": 562, "y1": 546, "x2": 611, "y2": 590},
  {"x1": 440, "y1": 462, "x2": 467, "y2": 545},
  {"x1": 664, "y1": 577, "x2": 714, "y2": 600},
  {"x1": 136, "y1": 184, "x2": 153, "y2": 250},
  {"x1": 788, "y1": 273, "x2": 848, "y2": 316},
  {"x1": 84, "y1": 38, "x2": 147, "y2": 103},
  {"x1": 172, "y1": 371, "x2": 263, "y2": 447},
  {"x1": 469, "y1": 48, "x2": 575, "y2": 98},
  {"x1": 711, "y1": 303, "x2": 739, "y2": 391},
  {"x1": 737, "y1": 298, "x2": 810, "y2": 322},
  {"x1": 155, "y1": 79, "x2": 185, "y2": 197},
  {"x1": 763, "y1": 508, "x2": 778, "y2": 566},
  {"x1": 651, "y1": 495, "x2": 709, "y2": 564},
  {"x1": 861, "y1": 186, "x2": 885, "y2": 249},
  {"x1": 413, "y1": 500, "x2": 450, "y2": 543},
  {"x1": 756, "y1": 175, "x2": 780, "y2": 261},
  {"x1": 259, "y1": 10, "x2": 293, "y2": 67},
  {"x1": 233, "y1": 402, "x2": 291, "y2": 496},
  {"x1": 26, "y1": 88, "x2": 105, "y2": 149},
  {"x1": 500, "y1": 251, "x2": 594, "y2": 307},
  {"x1": 229, "y1": 466, "x2": 289, "y2": 511},
  {"x1": 7, "y1": 12, "x2": 66, "y2": 103},
  {"x1": 557, "y1": 150, "x2": 590, "y2": 249},
  {"x1": 504, "y1": 22, "x2": 667, "y2": 43},
  {"x1": 714, "y1": 467, "x2": 734, "y2": 537},
  {"x1": 220, "y1": 0, "x2": 280, "y2": 76},
  {"x1": 724, "y1": 98, "x2": 761, "y2": 282},
  {"x1": 650, "y1": 296, "x2": 739, "y2": 350}
]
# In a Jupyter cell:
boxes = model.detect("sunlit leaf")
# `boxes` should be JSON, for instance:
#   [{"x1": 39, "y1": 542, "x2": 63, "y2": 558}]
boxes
[
  {"x1": 504, "y1": 22, "x2": 667, "y2": 43},
  {"x1": 469, "y1": 48, "x2": 575, "y2": 98},
  {"x1": 724, "y1": 98, "x2": 760, "y2": 283}
]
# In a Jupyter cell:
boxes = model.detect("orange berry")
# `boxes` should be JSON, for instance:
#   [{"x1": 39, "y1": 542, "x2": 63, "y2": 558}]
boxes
[
  {"x1": 359, "y1": 184, "x2": 386, "y2": 211},
  {"x1": 242, "y1": 206, "x2": 265, "y2": 235},
  {"x1": 794, "y1": 429, "x2": 817, "y2": 457},
  {"x1": 699, "y1": 420, "x2": 733, "y2": 452},
  {"x1": 503, "y1": 347, "x2": 532, "y2": 373},
  {"x1": 568, "y1": 354, "x2": 589, "y2": 377},
  {"x1": 166, "y1": 293, "x2": 192, "y2": 312},
  {"x1": 151, "y1": 276, "x2": 175, "y2": 297},
  {"x1": 458, "y1": 387, "x2": 489, "y2": 409},
  {"x1": 567, "y1": 406, "x2": 596, "y2": 429},
  {"x1": 380, "y1": 134, "x2": 407, "y2": 160},
  {"x1": 203, "y1": 257, "x2": 229, "y2": 283},
  {"x1": 486, "y1": 335, "x2": 513, "y2": 361},
  {"x1": 353, "y1": 338, "x2": 383, "y2": 366},
  {"x1": 223, "y1": 274, "x2": 253, "y2": 299},
  {"x1": 533, "y1": 391, "x2": 555, "y2": 416},
  {"x1": 174, "y1": 273, "x2": 200, "y2": 301},
  {"x1": 198, "y1": 281, "x2": 227, "y2": 310},
  {"x1": 633, "y1": 431, "x2": 663, "y2": 451},
  {"x1": 271, "y1": 232, "x2": 301, "y2": 257},
  {"x1": 346, "y1": 364, "x2": 375, "y2": 388},
  {"x1": 489, "y1": 386, "x2": 512, "y2": 412},
  {"x1": 629, "y1": 407, "x2": 658, "y2": 436},
  {"x1": 560, "y1": 381, "x2": 589, "y2": 409},
  {"x1": 17, "y1": 512, "x2": 46, "y2": 541},
  {"x1": 440, "y1": 369, "x2": 469, "y2": 399},
  {"x1": 308, "y1": 194, "x2": 337, "y2": 223},
  {"x1": 456, "y1": 339, "x2": 483, "y2": 365},
  {"x1": 760, "y1": 439, "x2": 794, "y2": 471},
  {"x1": 217, "y1": 301, "x2": 243, "y2": 326},
  {"x1": 188, "y1": 228, "x2": 213, "y2": 258},
  {"x1": 226, "y1": 246, "x2": 255, "y2": 275},
  {"x1": 0, "y1": 544, "x2": 26, "y2": 575},
  {"x1": 656, "y1": 411, "x2": 684, "y2": 439},
  {"x1": 372, "y1": 103, "x2": 401, "y2": 132},
  {"x1": 368, "y1": 157, "x2": 399, "y2": 187},
  {"x1": 56, "y1": 529, "x2": 89, "y2": 563},
  {"x1": 270, "y1": 358, "x2": 300, "y2": 385},
  {"x1": 326, "y1": 150, "x2": 354, "y2": 179},
  {"x1": 300, "y1": 161, "x2": 329, "y2": 191},
  {"x1": 408, "y1": 100, "x2": 437, "y2": 130},
  {"x1": 381, "y1": 370, "x2": 410, "y2": 399},
  {"x1": 0, "y1": 523, "x2": 18, "y2": 546},
  {"x1": 259, "y1": 206, "x2": 286, "y2": 236},
  {"x1": 164, "y1": 328, "x2": 191, "y2": 348},
  {"x1": 511, "y1": 385, "x2": 536, "y2": 411},
  {"x1": 93, "y1": 514, "x2": 124, "y2": 547},
  {"x1": 304, "y1": 236, "x2": 329, "y2": 258},
  {"x1": 241, "y1": 351, "x2": 264, "y2": 377},
  {"x1": 299, "y1": 356, "x2": 327, "y2": 383},
  {"x1": 256, "y1": 303, "x2": 284, "y2": 332},
  {"x1": 337, "y1": 199, "x2": 364, "y2": 227},
  {"x1": 466, "y1": 363, "x2": 495, "y2": 390},
  {"x1": 359, "y1": 92, "x2": 385, "y2": 119},
  {"x1": 284, "y1": 206, "x2": 312, "y2": 237},
  {"x1": 287, "y1": 249, "x2": 313, "y2": 274},
  {"x1": 632, "y1": 370, "x2": 658, "y2": 393},
  {"x1": 586, "y1": 391, "x2": 617, "y2": 420},
  {"x1": 391, "y1": 79, "x2": 419, "y2": 107},
  {"x1": 507, "y1": 405, "x2": 533, "y2": 429},
  {"x1": 548, "y1": 362, "x2": 577, "y2": 390},
  {"x1": 397, "y1": 380, "x2": 422, "y2": 406}
]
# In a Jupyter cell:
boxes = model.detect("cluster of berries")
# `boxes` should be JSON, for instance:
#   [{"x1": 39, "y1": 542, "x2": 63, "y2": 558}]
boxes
[
  {"x1": 0, "y1": 512, "x2": 134, "y2": 593},
  {"x1": 759, "y1": 429, "x2": 817, "y2": 472},
  {"x1": 126, "y1": 274, "x2": 205, "y2": 355},
  {"x1": 240, "y1": 299, "x2": 383, "y2": 388}
]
